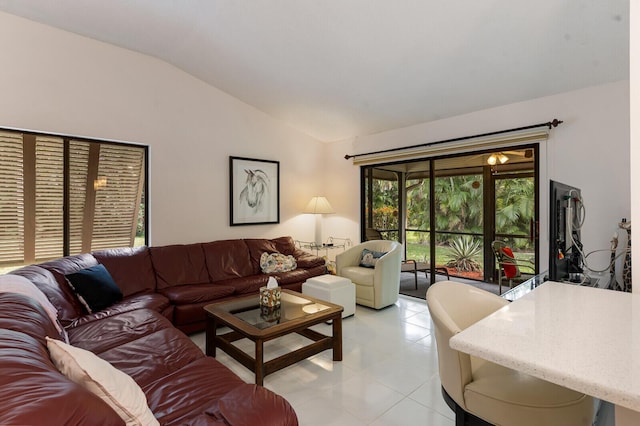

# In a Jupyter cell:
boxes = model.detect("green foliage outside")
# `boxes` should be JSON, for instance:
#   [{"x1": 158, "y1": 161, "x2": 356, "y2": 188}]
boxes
[
  {"x1": 367, "y1": 172, "x2": 535, "y2": 274},
  {"x1": 405, "y1": 240, "x2": 484, "y2": 269},
  {"x1": 445, "y1": 235, "x2": 482, "y2": 271},
  {"x1": 367, "y1": 179, "x2": 399, "y2": 233},
  {"x1": 494, "y1": 177, "x2": 535, "y2": 250}
]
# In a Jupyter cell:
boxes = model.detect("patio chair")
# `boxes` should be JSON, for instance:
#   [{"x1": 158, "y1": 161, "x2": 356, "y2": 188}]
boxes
[{"x1": 491, "y1": 240, "x2": 535, "y2": 294}]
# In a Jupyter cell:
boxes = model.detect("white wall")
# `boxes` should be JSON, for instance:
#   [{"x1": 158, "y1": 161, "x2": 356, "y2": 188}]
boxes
[
  {"x1": 326, "y1": 81, "x2": 630, "y2": 274},
  {"x1": 0, "y1": 12, "x2": 327, "y2": 246},
  {"x1": 631, "y1": 0, "x2": 639, "y2": 291},
  {"x1": 0, "y1": 11, "x2": 631, "y2": 274}
]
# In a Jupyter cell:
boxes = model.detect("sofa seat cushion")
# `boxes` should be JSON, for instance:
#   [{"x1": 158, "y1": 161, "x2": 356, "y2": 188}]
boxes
[
  {"x1": 93, "y1": 246, "x2": 157, "y2": 297},
  {"x1": 295, "y1": 252, "x2": 326, "y2": 268},
  {"x1": 0, "y1": 329, "x2": 124, "y2": 426},
  {"x1": 215, "y1": 275, "x2": 270, "y2": 295},
  {"x1": 172, "y1": 300, "x2": 235, "y2": 328},
  {"x1": 141, "y1": 357, "x2": 245, "y2": 425},
  {"x1": 149, "y1": 244, "x2": 209, "y2": 289},
  {"x1": 340, "y1": 266, "x2": 375, "y2": 286},
  {"x1": 142, "y1": 358, "x2": 298, "y2": 426},
  {"x1": 68, "y1": 308, "x2": 175, "y2": 355},
  {"x1": 95, "y1": 328, "x2": 205, "y2": 389},
  {"x1": 46, "y1": 337, "x2": 159, "y2": 426},
  {"x1": 68, "y1": 292, "x2": 171, "y2": 329},
  {"x1": 218, "y1": 384, "x2": 298, "y2": 426},
  {"x1": 159, "y1": 284, "x2": 235, "y2": 305}
]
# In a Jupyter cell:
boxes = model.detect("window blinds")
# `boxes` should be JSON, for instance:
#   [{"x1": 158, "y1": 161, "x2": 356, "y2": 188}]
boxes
[{"x1": 0, "y1": 130, "x2": 146, "y2": 267}]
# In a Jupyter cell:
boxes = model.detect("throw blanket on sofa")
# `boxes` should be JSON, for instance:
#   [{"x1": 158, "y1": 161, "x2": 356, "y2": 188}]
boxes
[{"x1": 260, "y1": 252, "x2": 297, "y2": 273}]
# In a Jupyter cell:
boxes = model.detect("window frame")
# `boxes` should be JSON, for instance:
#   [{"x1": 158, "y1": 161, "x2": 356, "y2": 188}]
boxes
[{"x1": 0, "y1": 127, "x2": 148, "y2": 268}]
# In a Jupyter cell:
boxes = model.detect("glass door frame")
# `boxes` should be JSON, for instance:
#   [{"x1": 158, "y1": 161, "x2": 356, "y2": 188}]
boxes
[{"x1": 360, "y1": 144, "x2": 539, "y2": 285}]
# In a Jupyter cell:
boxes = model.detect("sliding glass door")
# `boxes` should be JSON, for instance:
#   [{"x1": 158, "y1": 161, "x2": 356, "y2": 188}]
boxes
[{"x1": 361, "y1": 145, "x2": 538, "y2": 285}]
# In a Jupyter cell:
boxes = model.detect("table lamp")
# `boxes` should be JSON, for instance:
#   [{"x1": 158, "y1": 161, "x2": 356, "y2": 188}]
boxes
[{"x1": 303, "y1": 196, "x2": 335, "y2": 246}]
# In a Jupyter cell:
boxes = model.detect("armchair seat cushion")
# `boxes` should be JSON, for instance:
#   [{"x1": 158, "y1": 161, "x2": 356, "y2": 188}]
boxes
[
  {"x1": 466, "y1": 360, "x2": 593, "y2": 426},
  {"x1": 336, "y1": 240, "x2": 402, "y2": 309},
  {"x1": 339, "y1": 266, "x2": 374, "y2": 287}
]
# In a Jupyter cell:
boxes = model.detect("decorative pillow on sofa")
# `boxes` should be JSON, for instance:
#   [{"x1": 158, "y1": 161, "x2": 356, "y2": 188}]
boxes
[
  {"x1": 359, "y1": 248, "x2": 387, "y2": 268},
  {"x1": 65, "y1": 264, "x2": 123, "y2": 313},
  {"x1": 46, "y1": 337, "x2": 159, "y2": 426},
  {"x1": 260, "y1": 252, "x2": 297, "y2": 274}
]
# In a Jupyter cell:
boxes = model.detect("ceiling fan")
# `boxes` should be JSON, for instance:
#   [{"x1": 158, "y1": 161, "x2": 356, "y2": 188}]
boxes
[{"x1": 483, "y1": 148, "x2": 534, "y2": 165}]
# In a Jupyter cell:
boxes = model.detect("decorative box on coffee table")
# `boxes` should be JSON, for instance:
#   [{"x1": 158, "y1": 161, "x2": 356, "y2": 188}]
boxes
[{"x1": 302, "y1": 274, "x2": 355, "y2": 318}]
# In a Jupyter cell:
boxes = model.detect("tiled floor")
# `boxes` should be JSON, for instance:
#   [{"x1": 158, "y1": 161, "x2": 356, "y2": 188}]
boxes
[{"x1": 190, "y1": 295, "x2": 455, "y2": 425}]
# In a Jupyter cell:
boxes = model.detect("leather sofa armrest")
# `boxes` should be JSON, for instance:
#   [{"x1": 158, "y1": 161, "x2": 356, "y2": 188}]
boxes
[
  {"x1": 293, "y1": 250, "x2": 326, "y2": 268},
  {"x1": 216, "y1": 384, "x2": 298, "y2": 425}
]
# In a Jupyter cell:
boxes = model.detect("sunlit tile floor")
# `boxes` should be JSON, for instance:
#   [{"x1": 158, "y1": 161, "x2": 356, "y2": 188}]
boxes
[{"x1": 190, "y1": 295, "x2": 455, "y2": 425}]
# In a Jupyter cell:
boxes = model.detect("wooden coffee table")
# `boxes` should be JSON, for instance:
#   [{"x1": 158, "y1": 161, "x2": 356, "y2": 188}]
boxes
[{"x1": 204, "y1": 289, "x2": 343, "y2": 385}]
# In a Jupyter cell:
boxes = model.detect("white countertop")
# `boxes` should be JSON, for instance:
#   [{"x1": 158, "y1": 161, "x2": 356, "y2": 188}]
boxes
[{"x1": 450, "y1": 281, "x2": 640, "y2": 412}]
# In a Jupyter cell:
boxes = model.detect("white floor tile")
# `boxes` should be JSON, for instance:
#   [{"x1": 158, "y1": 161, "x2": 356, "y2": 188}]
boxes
[
  {"x1": 409, "y1": 373, "x2": 455, "y2": 420},
  {"x1": 371, "y1": 398, "x2": 455, "y2": 426},
  {"x1": 191, "y1": 295, "x2": 456, "y2": 425},
  {"x1": 321, "y1": 375, "x2": 406, "y2": 422}
]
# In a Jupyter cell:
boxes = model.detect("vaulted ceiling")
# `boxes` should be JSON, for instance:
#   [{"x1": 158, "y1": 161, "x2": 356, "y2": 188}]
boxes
[{"x1": 0, "y1": 1, "x2": 629, "y2": 141}]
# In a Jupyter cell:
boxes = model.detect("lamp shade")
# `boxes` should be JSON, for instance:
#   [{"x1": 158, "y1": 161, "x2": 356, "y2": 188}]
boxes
[{"x1": 303, "y1": 196, "x2": 334, "y2": 214}]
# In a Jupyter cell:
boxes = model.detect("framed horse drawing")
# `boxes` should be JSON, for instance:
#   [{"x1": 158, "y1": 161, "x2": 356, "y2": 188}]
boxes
[{"x1": 229, "y1": 156, "x2": 280, "y2": 226}]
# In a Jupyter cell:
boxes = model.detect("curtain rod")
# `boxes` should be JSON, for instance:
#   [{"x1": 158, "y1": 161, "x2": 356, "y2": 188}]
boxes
[{"x1": 344, "y1": 118, "x2": 563, "y2": 160}]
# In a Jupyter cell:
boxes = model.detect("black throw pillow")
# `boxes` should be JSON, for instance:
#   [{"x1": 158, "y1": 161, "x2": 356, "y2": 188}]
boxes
[{"x1": 66, "y1": 264, "x2": 123, "y2": 313}]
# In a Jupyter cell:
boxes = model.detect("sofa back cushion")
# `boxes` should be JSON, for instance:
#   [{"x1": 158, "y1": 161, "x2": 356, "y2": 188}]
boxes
[
  {"x1": 0, "y1": 292, "x2": 66, "y2": 343},
  {"x1": 149, "y1": 244, "x2": 209, "y2": 289},
  {"x1": 0, "y1": 274, "x2": 64, "y2": 334},
  {"x1": 244, "y1": 239, "x2": 281, "y2": 275},
  {"x1": 202, "y1": 240, "x2": 253, "y2": 281},
  {"x1": 11, "y1": 265, "x2": 84, "y2": 326},
  {"x1": 38, "y1": 254, "x2": 100, "y2": 320},
  {"x1": 271, "y1": 236, "x2": 298, "y2": 255},
  {"x1": 93, "y1": 246, "x2": 157, "y2": 297}
]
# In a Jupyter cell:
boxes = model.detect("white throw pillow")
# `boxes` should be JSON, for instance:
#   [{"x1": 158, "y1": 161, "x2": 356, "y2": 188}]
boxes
[
  {"x1": 46, "y1": 337, "x2": 159, "y2": 426},
  {"x1": 0, "y1": 274, "x2": 65, "y2": 335}
]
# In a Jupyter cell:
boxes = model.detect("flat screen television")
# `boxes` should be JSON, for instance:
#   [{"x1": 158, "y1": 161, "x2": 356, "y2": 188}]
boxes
[{"x1": 549, "y1": 180, "x2": 583, "y2": 281}]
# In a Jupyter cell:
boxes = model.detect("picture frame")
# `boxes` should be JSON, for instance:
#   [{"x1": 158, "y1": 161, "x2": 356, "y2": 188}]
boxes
[{"x1": 229, "y1": 156, "x2": 280, "y2": 226}]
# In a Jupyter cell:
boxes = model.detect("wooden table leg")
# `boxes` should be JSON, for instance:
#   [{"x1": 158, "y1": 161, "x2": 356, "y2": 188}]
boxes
[
  {"x1": 205, "y1": 316, "x2": 217, "y2": 357},
  {"x1": 332, "y1": 314, "x2": 342, "y2": 361},
  {"x1": 255, "y1": 339, "x2": 264, "y2": 385}
]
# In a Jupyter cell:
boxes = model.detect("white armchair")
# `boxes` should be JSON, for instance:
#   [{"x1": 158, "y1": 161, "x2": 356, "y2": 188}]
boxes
[{"x1": 335, "y1": 240, "x2": 402, "y2": 309}]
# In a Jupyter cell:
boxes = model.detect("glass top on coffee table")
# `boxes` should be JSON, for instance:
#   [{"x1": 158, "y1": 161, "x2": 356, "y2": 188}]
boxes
[{"x1": 227, "y1": 291, "x2": 331, "y2": 329}]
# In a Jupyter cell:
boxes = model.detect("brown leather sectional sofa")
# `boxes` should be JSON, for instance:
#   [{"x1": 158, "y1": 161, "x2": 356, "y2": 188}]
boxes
[{"x1": 1, "y1": 236, "x2": 326, "y2": 425}]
